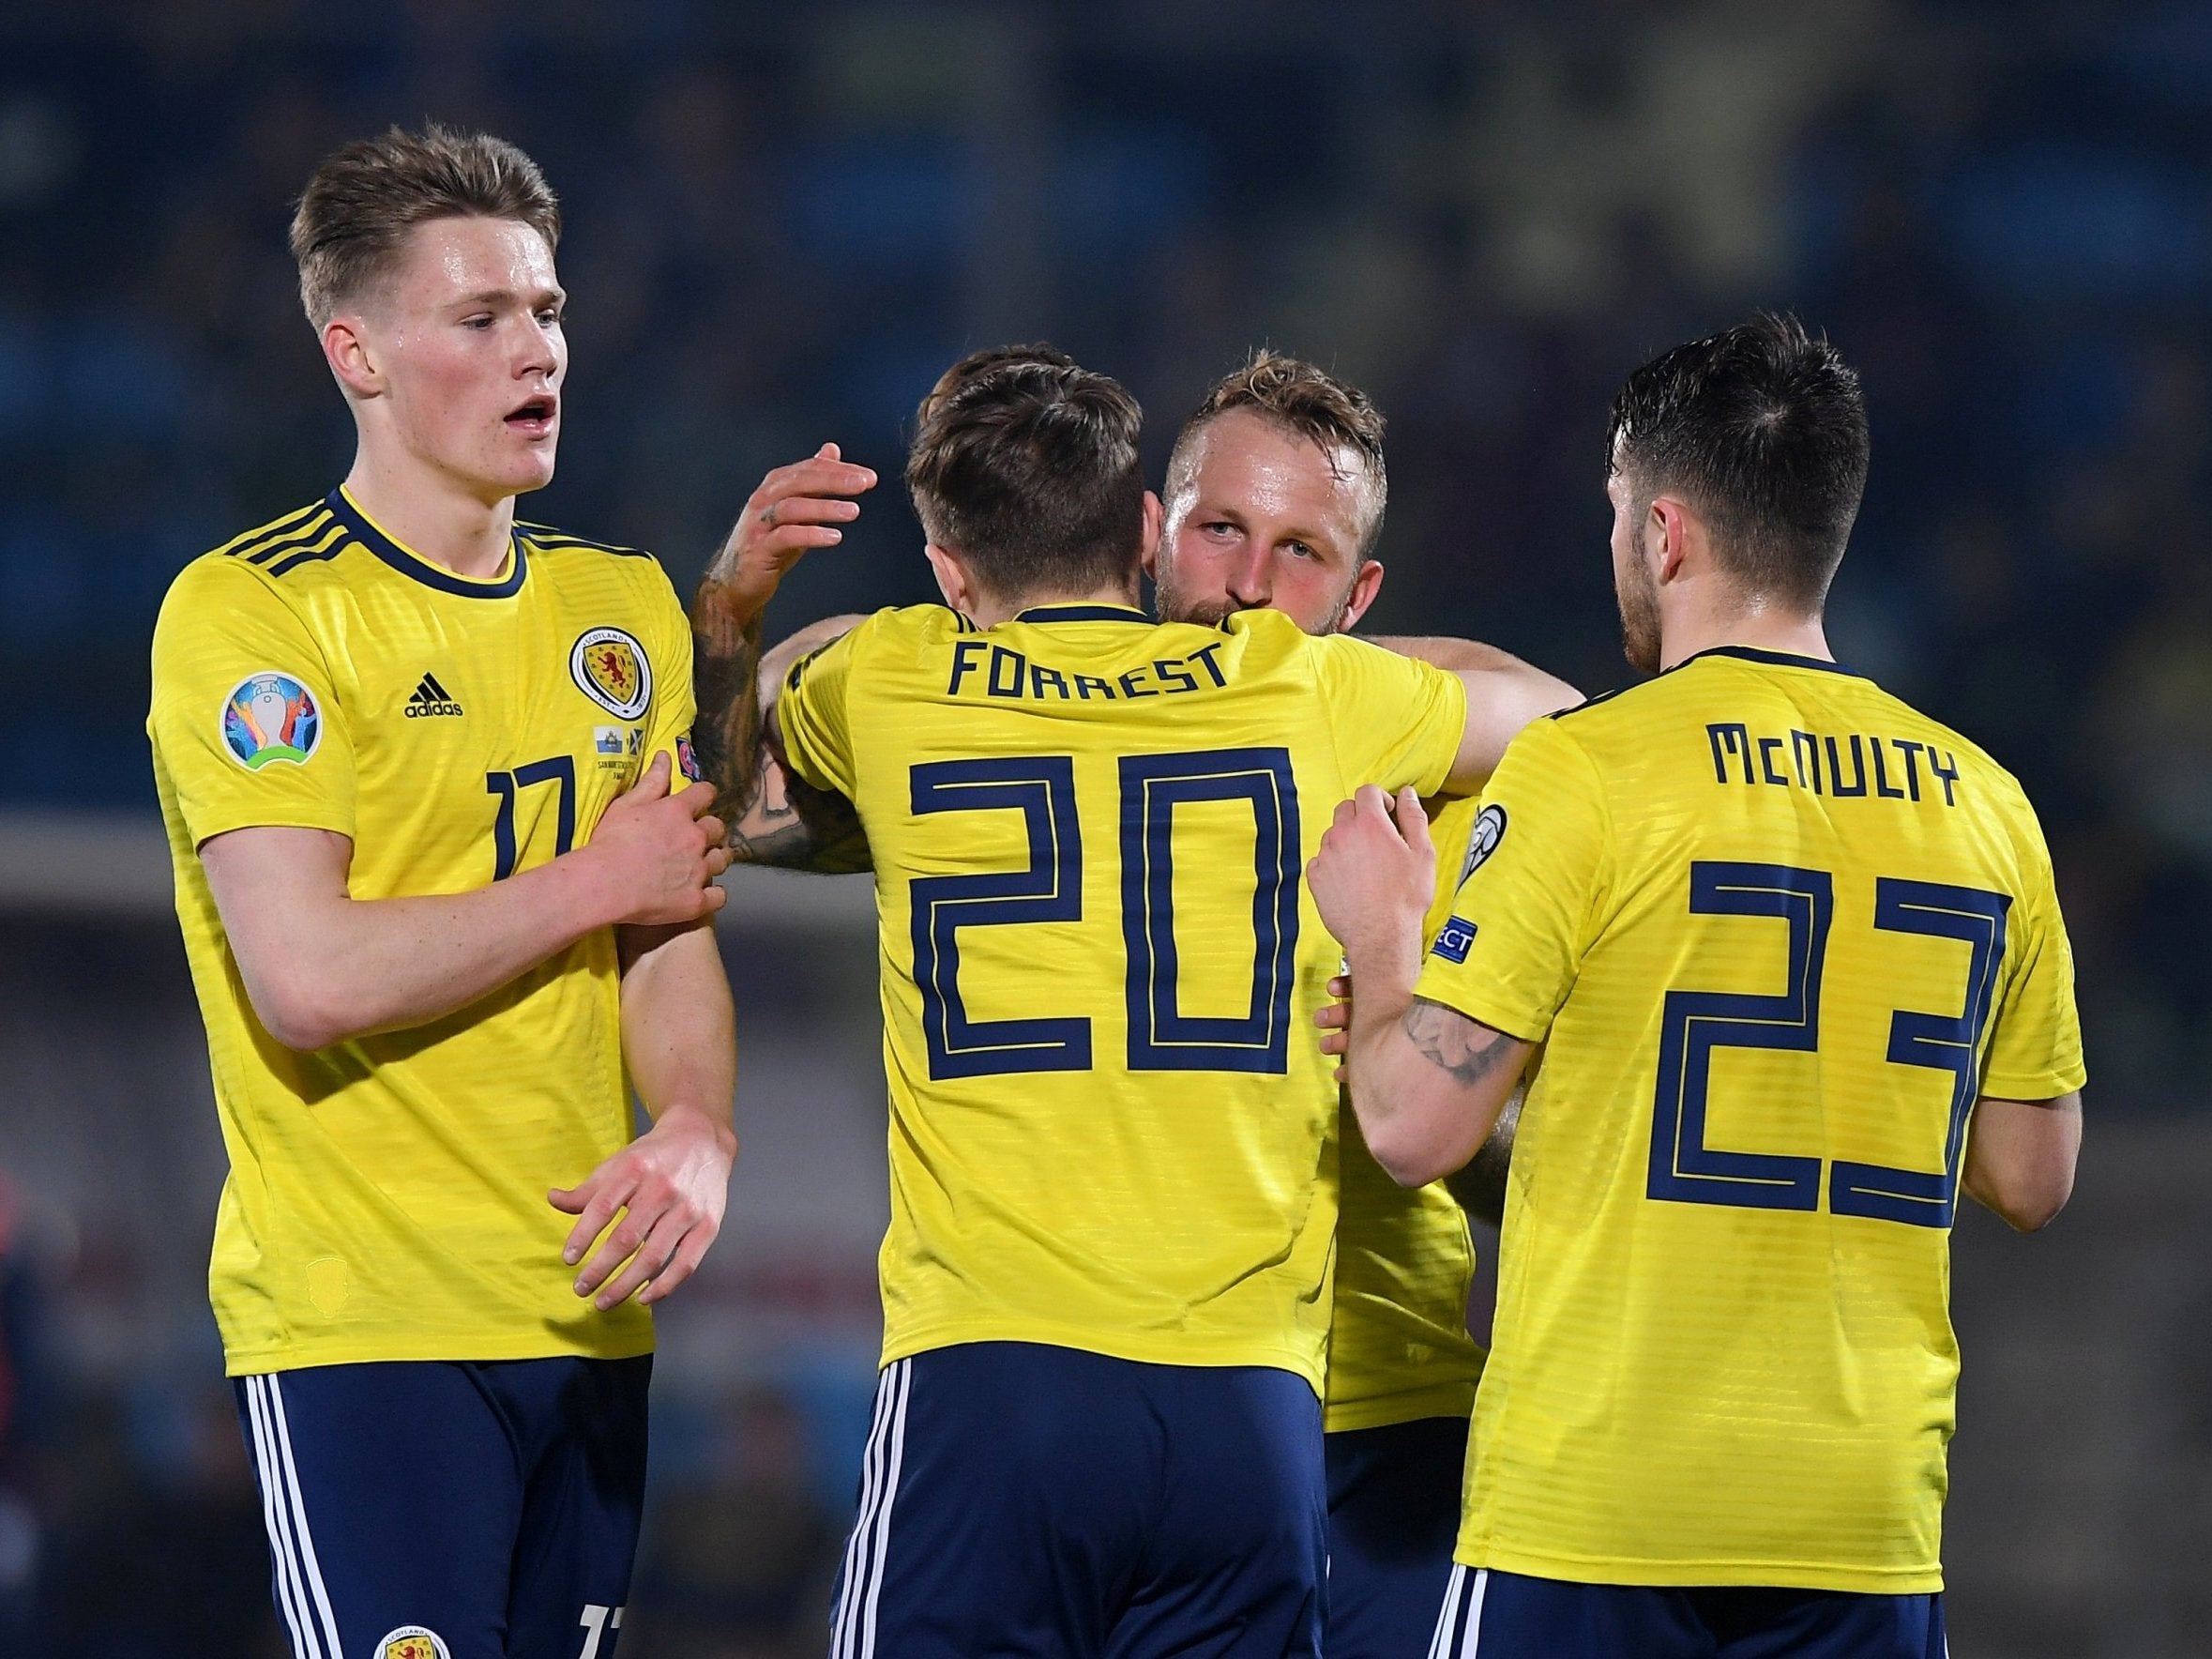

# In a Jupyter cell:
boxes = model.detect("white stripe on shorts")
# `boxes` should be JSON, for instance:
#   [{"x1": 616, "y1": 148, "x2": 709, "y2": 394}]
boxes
[
  {"x1": 1457, "y1": 1568, "x2": 1490, "y2": 1657},
  {"x1": 855, "y1": 1359, "x2": 913, "y2": 1659},
  {"x1": 832, "y1": 1358, "x2": 912, "y2": 1659},
  {"x1": 244, "y1": 1377, "x2": 318, "y2": 1659},
  {"x1": 265, "y1": 1376, "x2": 345, "y2": 1659},
  {"x1": 1427, "y1": 1562, "x2": 1491, "y2": 1658}
]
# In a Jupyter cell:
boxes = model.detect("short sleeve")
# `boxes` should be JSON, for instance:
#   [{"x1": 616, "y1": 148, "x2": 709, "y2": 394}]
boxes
[
  {"x1": 776, "y1": 620, "x2": 863, "y2": 799},
  {"x1": 148, "y1": 559, "x2": 356, "y2": 846},
  {"x1": 1979, "y1": 812, "x2": 2088, "y2": 1100},
  {"x1": 1309, "y1": 634, "x2": 1468, "y2": 796},
  {"x1": 637, "y1": 565, "x2": 700, "y2": 785},
  {"x1": 1412, "y1": 716, "x2": 1609, "y2": 1043}
]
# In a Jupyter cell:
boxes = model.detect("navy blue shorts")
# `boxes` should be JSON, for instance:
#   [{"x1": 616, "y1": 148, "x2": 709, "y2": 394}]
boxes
[
  {"x1": 1432, "y1": 1564, "x2": 1947, "y2": 1659},
  {"x1": 1324, "y1": 1416, "x2": 1467, "y2": 1659},
  {"x1": 233, "y1": 1357, "x2": 650, "y2": 1659},
  {"x1": 830, "y1": 1341, "x2": 1326, "y2": 1658}
]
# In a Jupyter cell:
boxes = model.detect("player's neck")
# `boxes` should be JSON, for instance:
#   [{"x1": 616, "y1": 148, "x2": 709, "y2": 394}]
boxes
[
  {"x1": 965, "y1": 579, "x2": 1144, "y2": 631},
  {"x1": 341, "y1": 453, "x2": 519, "y2": 580},
  {"x1": 1657, "y1": 604, "x2": 1833, "y2": 672}
]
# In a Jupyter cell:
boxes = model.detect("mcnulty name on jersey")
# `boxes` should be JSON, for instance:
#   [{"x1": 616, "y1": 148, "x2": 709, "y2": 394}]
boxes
[{"x1": 1706, "y1": 722, "x2": 1962, "y2": 805}]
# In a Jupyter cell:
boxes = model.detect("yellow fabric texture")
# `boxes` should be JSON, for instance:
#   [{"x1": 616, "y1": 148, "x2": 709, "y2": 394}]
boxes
[
  {"x1": 148, "y1": 490, "x2": 697, "y2": 1375},
  {"x1": 1323, "y1": 793, "x2": 1487, "y2": 1434},
  {"x1": 1414, "y1": 648, "x2": 2085, "y2": 1592},
  {"x1": 779, "y1": 602, "x2": 1467, "y2": 1392}
]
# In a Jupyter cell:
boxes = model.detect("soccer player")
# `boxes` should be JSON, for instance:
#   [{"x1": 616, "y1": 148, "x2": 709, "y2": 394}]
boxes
[
  {"x1": 147, "y1": 127, "x2": 737, "y2": 1659},
  {"x1": 1151, "y1": 352, "x2": 1563, "y2": 1659},
  {"x1": 693, "y1": 348, "x2": 1570, "y2": 1658},
  {"x1": 1309, "y1": 314, "x2": 2085, "y2": 1658},
  {"x1": 689, "y1": 353, "x2": 1537, "y2": 1656}
]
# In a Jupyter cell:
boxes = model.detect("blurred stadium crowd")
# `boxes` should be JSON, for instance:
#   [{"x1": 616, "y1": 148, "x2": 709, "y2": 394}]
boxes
[{"x1": 5, "y1": 1, "x2": 2212, "y2": 1651}]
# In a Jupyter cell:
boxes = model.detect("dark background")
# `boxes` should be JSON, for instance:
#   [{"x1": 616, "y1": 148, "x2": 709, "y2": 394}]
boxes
[{"x1": 3, "y1": 3, "x2": 2208, "y2": 1654}]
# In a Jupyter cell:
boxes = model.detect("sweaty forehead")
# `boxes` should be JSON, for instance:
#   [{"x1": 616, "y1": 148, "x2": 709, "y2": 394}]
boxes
[
  {"x1": 388, "y1": 216, "x2": 560, "y2": 304},
  {"x1": 1182, "y1": 410, "x2": 1373, "y2": 540}
]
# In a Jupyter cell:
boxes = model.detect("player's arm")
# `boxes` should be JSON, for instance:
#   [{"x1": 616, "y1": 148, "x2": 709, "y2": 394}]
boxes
[
  {"x1": 1962, "y1": 1093, "x2": 2081, "y2": 1233},
  {"x1": 200, "y1": 753, "x2": 728, "y2": 1052},
  {"x1": 730, "y1": 618, "x2": 873, "y2": 871},
  {"x1": 1308, "y1": 786, "x2": 1534, "y2": 1185},
  {"x1": 1367, "y1": 637, "x2": 1581, "y2": 793},
  {"x1": 552, "y1": 920, "x2": 739, "y2": 1308},
  {"x1": 1319, "y1": 978, "x2": 1520, "y2": 1222},
  {"x1": 1442, "y1": 1087, "x2": 1520, "y2": 1225},
  {"x1": 689, "y1": 446, "x2": 874, "y2": 836}
]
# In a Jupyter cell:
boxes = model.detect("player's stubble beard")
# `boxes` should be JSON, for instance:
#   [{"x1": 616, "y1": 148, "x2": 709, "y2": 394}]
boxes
[
  {"x1": 1153, "y1": 567, "x2": 1357, "y2": 636},
  {"x1": 1616, "y1": 539, "x2": 1662, "y2": 676}
]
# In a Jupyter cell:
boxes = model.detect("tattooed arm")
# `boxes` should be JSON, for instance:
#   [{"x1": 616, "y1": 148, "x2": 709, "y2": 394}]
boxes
[
  {"x1": 689, "y1": 442, "x2": 879, "y2": 873},
  {"x1": 690, "y1": 607, "x2": 873, "y2": 873},
  {"x1": 1308, "y1": 784, "x2": 1534, "y2": 1187},
  {"x1": 1353, "y1": 999, "x2": 1533, "y2": 1187}
]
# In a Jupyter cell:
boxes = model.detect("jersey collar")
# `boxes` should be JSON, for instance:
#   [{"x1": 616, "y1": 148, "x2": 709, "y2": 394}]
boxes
[
  {"x1": 1012, "y1": 603, "x2": 1152, "y2": 624},
  {"x1": 328, "y1": 487, "x2": 528, "y2": 600},
  {"x1": 1673, "y1": 644, "x2": 1864, "y2": 678}
]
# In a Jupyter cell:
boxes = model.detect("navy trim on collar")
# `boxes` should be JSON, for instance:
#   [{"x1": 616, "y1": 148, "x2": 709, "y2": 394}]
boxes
[
  {"x1": 1014, "y1": 603, "x2": 1151, "y2": 624},
  {"x1": 1674, "y1": 644, "x2": 1863, "y2": 677},
  {"x1": 1017, "y1": 601, "x2": 1159, "y2": 619},
  {"x1": 328, "y1": 489, "x2": 527, "y2": 600}
]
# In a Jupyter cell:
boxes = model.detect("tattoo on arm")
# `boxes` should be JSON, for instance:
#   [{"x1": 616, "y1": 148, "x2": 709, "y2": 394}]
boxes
[
  {"x1": 1402, "y1": 998, "x2": 1521, "y2": 1089},
  {"x1": 689, "y1": 603, "x2": 766, "y2": 829},
  {"x1": 724, "y1": 715, "x2": 873, "y2": 874}
]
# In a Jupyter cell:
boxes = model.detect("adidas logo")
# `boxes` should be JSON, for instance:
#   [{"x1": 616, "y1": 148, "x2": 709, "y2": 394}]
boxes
[{"x1": 404, "y1": 673, "x2": 463, "y2": 718}]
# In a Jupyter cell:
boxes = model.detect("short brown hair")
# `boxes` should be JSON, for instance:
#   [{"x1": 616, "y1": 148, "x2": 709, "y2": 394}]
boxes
[
  {"x1": 289, "y1": 124, "x2": 561, "y2": 325},
  {"x1": 916, "y1": 342, "x2": 1076, "y2": 428},
  {"x1": 905, "y1": 353, "x2": 1145, "y2": 602},
  {"x1": 1166, "y1": 351, "x2": 1389, "y2": 553}
]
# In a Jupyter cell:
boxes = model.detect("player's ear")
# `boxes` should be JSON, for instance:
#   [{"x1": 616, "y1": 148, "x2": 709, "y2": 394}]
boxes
[
  {"x1": 922, "y1": 542, "x2": 974, "y2": 615},
  {"x1": 1648, "y1": 496, "x2": 1690, "y2": 585},
  {"x1": 1138, "y1": 490, "x2": 1164, "y2": 572},
  {"x1": 322, "y1": 314, "x2": 383, "y2": 402},
  {"x1": 1336, "y1": 559, "x2": 1386, "y2": 633}
]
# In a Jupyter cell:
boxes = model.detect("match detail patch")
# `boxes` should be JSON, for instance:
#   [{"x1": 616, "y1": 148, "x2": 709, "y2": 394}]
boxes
[
  {"x1": 221, "y1": 672, "x2": 322, "y2": 770},
  {"x1": 1432, "y1": 916, "x2": 1479, "y2": 964},
  {"x1": 1460, "y1": 803, "x2": 1507, "y2": 882},
  {"x1": 570, "y1": 626, "x2": 652, "y2": 720}
]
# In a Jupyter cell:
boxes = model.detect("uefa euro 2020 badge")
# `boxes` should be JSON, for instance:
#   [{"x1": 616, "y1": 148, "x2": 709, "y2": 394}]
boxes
[
  {"x1": 379, "y1": 1628, "x2": 450, "y2": 1659},
  {"x1": 221, "y1": 673, "x2": 322, "y2": 770}
]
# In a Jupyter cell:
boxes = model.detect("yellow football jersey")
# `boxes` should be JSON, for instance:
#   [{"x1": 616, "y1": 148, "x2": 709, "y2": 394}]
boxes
[
  {"x1": 1323, "y1": 792, "x2": 1487, "y2": 1434},
  {"x1": 147, "y1": 487, "x2": 698, "y2": 1375},
  {"x1": 779, "y1": 601, "x2": 1467, "y2": 1390},
  {"x1": 1414, "y1": 646, "x2": 2085, "y2": 1592}
]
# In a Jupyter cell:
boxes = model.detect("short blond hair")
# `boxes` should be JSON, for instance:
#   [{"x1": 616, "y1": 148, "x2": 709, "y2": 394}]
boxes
[
  {"x1": 289, "y1": 124, "x2": 560, "y2": 325},
  {"x1": 1167, "y1": 351, "x2": 1388, "y2": 553}
]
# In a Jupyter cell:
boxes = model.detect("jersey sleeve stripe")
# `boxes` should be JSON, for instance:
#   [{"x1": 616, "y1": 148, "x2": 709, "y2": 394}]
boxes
[
  {"x1": 216, "y1": 502, "x2": 326, "y2": 558},
  {"x1": 228, "y1": 509, "x2": 337, "y2": 564},
  {"x1": 515, "y1": 524, "x2": 654, "y2": 558}
]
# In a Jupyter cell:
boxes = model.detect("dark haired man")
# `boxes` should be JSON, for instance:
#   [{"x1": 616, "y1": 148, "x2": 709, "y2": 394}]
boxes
[
  {"x1": 693, "y1": 351, "x2": 1551, "y2": 1656},
  {"x1": 149, "y1": 126, "x2": 739, "y2": 1656},
  {"x1": 1310, "y1": 314, "x2": 2085, "y2": 1657},
  {"x1": 695, "y1": 348, "x2": 1570, "y2": 1658}
]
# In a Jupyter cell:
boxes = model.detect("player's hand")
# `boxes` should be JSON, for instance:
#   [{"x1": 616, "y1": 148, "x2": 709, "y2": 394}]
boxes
[
  {"x1": 585, "y1": 753, "x2": 732, "y2": 925},
  {"x1": 1308, "y1": 785, "x2": 1435, "y2": 981},
  {"x1": 1316, "y1": 973, "x2": 1354, "y2": 1080},
  {"x1": 551, "y1": 1103, "x2": 736, "y2": 1310},
  {"x1": 697, "y1": 443, "x2": 877, "y2": 626}
]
